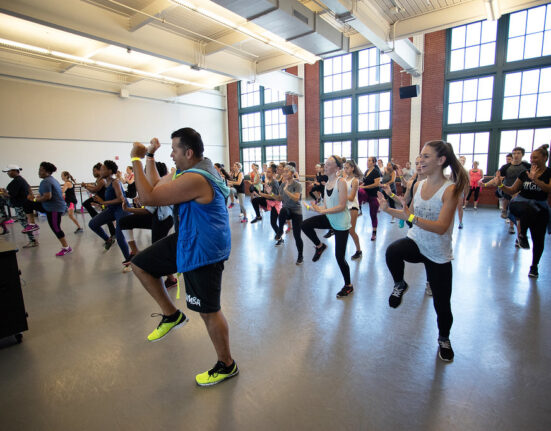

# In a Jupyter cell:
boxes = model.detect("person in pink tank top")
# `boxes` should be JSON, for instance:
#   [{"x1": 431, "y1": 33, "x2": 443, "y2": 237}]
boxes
[{"x1": 464, "y1": 161, "x2": 484, "y2": 210}]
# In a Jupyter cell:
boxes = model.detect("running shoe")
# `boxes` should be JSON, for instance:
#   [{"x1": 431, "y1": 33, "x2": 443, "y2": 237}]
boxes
[
  {"x1": 250, "y1": 216, "x2": 262, "y2": 224},
  {"x1": 458, "y1": 222, "x2": 463, "y2": 229},
  {"x1": 104, "y1": 237, "x2": 116, "y2": 250},
  {"x1": 286, "y1": 226, "x2": 291, "y2": 233},
  {"x1": 390, "y1": 217, "x2": 396, "y2": 223},
  {"x1": 147, "y1": 311, "x2": 188, "y2": 342},
  {"x1": 528, "y1": 266, "x2": 539, "y2": 279},
  {"x1": 56, "y1": 247, "x2": 73, "y2": 257},
  {"x1": 508, "y1": 225, "x2": 515, "y2": 234},
  {"x1": 371, "y1": 232, "x2": 377, "y2": 241},
  {"x1": 336, "y1": 285, "x2": 354, "y2": 298},
  {"x1": 312, "y1": 243, "x2": 328, "y2": 262},
  {"x1": 438, "y1": 338, "x2": 454, "y2": 362},
  {"x1": 500, "y1": 212, "x2": 508, "y2": 219},
  {"x1": 240, "y1": 217, "x2": 248, "y2": 223},
  {"x1": 389, "y1": 281, "x2": 408, "y2": 308},
  {"x1": 22, "y1": 241, "x2": 39, "y2": 248},
  {"x1": 22, "y1": 224, "x2": 39, "y2": 233},
  {"x1": 518, "y1": 235, "x2": 530, "y2": 249},
  {"x1": 275, "y1": 238, "x2": 284, "y2": 246},
  {"x1": 228, "y1": 203, "x2": 235, "y2": 209},
  {"x1": 514, "y1": 238, "x2": 520, "y2": 248},
  {"x1": 323, "y1": 230, "x2": 334, "y2": 239},
  {"x1": 425, "y1": 282, "x2": 432, "y2": 296},
  {"x1": 351, "y1": 251, "x2": 362, "y2": 260},
  {"x1": 195, "y1": 360, "x2": 239, "y2": 387},
  {"x1": 122, "y1": 254, "x2": 136, "y2": 266},
  {"x1": 74, "y1": 227, "x2": 84, "y2": 234},
  {"x1": 296, "y1": 256, "x2": 303, "y2": 265}
]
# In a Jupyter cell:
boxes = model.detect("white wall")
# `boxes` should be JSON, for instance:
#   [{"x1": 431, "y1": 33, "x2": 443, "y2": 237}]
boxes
[{"x1": 0, "y1": 78, "x2": 228, "y2": 187}]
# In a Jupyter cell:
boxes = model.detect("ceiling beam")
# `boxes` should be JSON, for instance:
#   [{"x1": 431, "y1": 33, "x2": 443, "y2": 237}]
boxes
[
  {"x1": 0, "y1": 0, "x2": 255, "y2": 81},
  {"x1": 128, "y1": 0, "x2": 177, "y2": 32},
  {"x1": 58, "y1": 41, "x2": 109, "y2": 73},
  {"x1": 203, "y1": 31, "x2": 249, "y2": 56}
]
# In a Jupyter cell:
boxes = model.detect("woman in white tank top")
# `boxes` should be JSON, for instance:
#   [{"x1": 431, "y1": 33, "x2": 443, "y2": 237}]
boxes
[
  {"x1": 343, "y1": 160, "x2": 362, "y2": 260},
  {"x1": 376, "y1": 140, "x2": 469, "y2": 363}
]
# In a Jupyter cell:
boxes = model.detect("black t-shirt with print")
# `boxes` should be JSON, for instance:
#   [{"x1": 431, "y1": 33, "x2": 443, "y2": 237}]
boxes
[
  {"x1": 362, "y1": 167, "x2": 382, "y2": 197},
  {"x1": 6, "y1": 175, "x2": 31, "y2": 207},
  {"x1": 518, "y1": 167, "x2": 551, "y2": 201}
]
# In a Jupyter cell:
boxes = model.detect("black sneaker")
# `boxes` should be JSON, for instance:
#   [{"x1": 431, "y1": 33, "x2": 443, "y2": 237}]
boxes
[
  {"x1": 518, "y1": 235, "x2": 530, "y2": 249},
  {"x1": 528, "y1": 266, "x2": 539, "y2": 278},
  {"x1": 336, "y1": 285, "x2": 354, "y2": 298},
  {"x1": 74, "y1": 227, "x2": 84, "y2": 234},
  {"x1": 296, "y1": 256, "x2": 303, "y2": 265},
  {"x1": 104, "y1": 237, "x2": 116, "y2": 250},
  {"x1": 351, "y1": 251, "x2": 362, "y2": 260},
  {"x1": 250, "y1": 216, "x2": 262, "y2": 224},
  {"x1": 275, "y1": 238, "x2": 284, "y2": 246},
  {"x1": 438, "y1": 338, "x2": 454, "y2": 362},
  {"x1": 389, "y1": 281, "x2": 408, "y2": 308},
  {"x1": 514, "y1": 238, "x2": 520, "y2": 248},
  {"x1": 323, "y1": 229, "x2": 334, "y2": 238},
  {"x1": 312, "y1": 243, "x2": 327, "y2": 262}
]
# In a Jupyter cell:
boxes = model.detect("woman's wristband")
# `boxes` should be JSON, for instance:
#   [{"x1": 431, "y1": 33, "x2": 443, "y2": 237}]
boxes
[
  {"x1": 146, "y1": 152, "x2": 154, "y2": 158},
  {"x1": 498, "y1": 184, "x2": 504, "y2": 188},
  {"x1": 131, "y1": 157, "x2": 142, "y2": 162},
  {"x1": 407, "y1": 214, "x2": 415, "y2": 223},
  {"x1": 390, "y1": 193, "x2": 396, "y2": 198},
  {"x1": 33, "y1": 198, "x2": 37, "y2": 202}
]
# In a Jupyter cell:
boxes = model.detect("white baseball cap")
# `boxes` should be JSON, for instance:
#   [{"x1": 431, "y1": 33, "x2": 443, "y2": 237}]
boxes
[{"x1": 2, "y1": 164, "x2": 22, "y2": 172}]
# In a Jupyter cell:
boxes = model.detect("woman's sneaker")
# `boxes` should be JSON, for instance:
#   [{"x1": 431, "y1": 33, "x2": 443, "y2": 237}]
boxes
[
  {"x1": 56, "y1": 247, "x2": 73, "y2": 257},
  {"x1": 336, "y1": 285, "x2": 354, "y2": 298},
  {"x1": 528, "y1": 266, "x2": 539, "y2": 278},
  {"x1": 438, "y1": 338, "x2": 454, "y2": 362},
  {"x1": 196, "y1": 360, "x2": 239, "y2": 387},
  {"x1": 351, "y1": 251, "x2": 362, "y2": 260},
  {"x1": 389, "y1": 281, "x2": 408, "y2": 308},
  {"x1": 22, "y1": 224, "x2": 39, "y2": 233},
  {"x1": 104, "y1": 237, "x2": 116, "y2": 250},
  {"x1": 74, "y1": 227, "x2": 84, "y2": 234},
  {"x1": 23, "y1": 240, "x2": 39, "y2": 248}
]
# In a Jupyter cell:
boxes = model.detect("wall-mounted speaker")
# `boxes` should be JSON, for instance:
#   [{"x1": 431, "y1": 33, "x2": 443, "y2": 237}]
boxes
[
  {"x1": 282, "y1": 104, "x2": 297, "y2": 115},
  {"x1": 399, "y1": 85, "x2": 419, "y2": 99}
]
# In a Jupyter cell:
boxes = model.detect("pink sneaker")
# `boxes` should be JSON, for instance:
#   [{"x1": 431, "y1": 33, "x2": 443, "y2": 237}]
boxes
[
  {"x1": 228, "y1": 203, "x2": 235, "y2": 209},
  {"x1": 56, "y1": 247, "x2": 73, "y2": 257},
  {"x1": 22, "y1": 224, "x2": 39, "y2": 233}
]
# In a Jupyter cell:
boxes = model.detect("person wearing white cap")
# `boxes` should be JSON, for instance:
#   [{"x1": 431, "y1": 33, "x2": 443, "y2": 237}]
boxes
[{"x1": 0, "y1": 164, "x2": 39, "y2": 247}]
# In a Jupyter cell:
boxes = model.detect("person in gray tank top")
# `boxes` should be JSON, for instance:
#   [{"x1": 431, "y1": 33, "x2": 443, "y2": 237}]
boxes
[{"x1": 377, "y1": 140, "x2": 469, "y2": 363}]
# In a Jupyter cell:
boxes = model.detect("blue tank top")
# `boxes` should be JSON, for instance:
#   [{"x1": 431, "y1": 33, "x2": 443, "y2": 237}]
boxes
[
  {"x1": 324, "y1": 178, "x2": 351, "y2": 231},
  {"x1": 176, "y1": 164, "x2": 231, "y2": 273},
  {"x1": 105, "y1": 181, "x2": 126, "y2": 212}
]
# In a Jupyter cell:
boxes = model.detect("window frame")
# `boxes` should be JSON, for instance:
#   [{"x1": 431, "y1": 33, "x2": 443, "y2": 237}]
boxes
[
  {"x1": 444, "y1": 10, "x2": 551, "y2": 174},
  {"x1": 320, "y1": 49, "x2": 393, "y2": 165}
]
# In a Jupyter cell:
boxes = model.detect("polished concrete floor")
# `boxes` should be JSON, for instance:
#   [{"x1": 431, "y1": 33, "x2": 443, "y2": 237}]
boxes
[{"x1": 0, "y1": 205, "x2": 550, "y2": 431}]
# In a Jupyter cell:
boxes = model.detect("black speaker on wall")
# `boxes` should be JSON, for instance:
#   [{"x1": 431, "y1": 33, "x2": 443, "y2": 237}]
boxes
[
  {"x1": 399, "y1": 85, "x2": 420, "y2": 99},
  {"x1": 282, "y1": 104, "x2": 297, "y2": 115}
]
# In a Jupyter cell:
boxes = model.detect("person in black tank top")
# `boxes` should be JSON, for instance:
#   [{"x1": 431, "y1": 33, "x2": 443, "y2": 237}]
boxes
[
  {"x1": 81, "y1": 163, "x2": 116, "y2": 237},
  {"x1": 61, "y1": 171, "x2": 83, "y2": 233}
]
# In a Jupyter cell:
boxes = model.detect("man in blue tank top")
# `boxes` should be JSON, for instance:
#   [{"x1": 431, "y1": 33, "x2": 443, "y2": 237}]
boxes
[{"x1": 129, "y1": 127, "x2": 237, "y2": 387}]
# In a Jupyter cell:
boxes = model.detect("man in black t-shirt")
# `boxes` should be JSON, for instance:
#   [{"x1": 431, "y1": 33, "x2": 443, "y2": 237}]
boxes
[{"x1": 1, "y1": 165, "x2": 38, "y2": 247}]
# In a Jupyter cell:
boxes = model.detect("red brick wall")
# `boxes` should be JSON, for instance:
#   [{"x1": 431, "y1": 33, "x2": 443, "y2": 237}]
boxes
[
  {"x1": 391, "y1": 62, "x2": 411, "y2": 166},
  {"x1": 285, "y1": 67, "x2": 299, "y2": 167},
  {"x1": 227, "y1": 81, "x2": 240, "y2": 166},
  {"x1": 420, "y1": 30, "x2": 446, "y2": 145},
  {"x1": 305, "y1": 62, "x2": 321, "y2": 176}
]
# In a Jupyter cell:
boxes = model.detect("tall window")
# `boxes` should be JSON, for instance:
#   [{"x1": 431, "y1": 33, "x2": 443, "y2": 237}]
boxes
[
  {"x1": 445, "y1": 5, "x2": 551, "y2": 173},
  {"x1": 238, "y1": 82, "x2": 288, "y2": 173},
  {"x1": 321, "y1": 48, "x2": 392, "y2": 170}
]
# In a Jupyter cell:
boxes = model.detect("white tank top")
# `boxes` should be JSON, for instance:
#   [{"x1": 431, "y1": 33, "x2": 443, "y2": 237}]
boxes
[
  {"x1": 345, "y1": 177, "x2": 359, "y2": 209},
  {"x1": 407, "y1": 179, "x2": 454, "y2": 263}
]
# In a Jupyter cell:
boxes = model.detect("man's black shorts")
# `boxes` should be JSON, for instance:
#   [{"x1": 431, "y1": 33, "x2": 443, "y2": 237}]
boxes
[{"x1": 132, "y1": 233, "x2": 224, "y2": 313}]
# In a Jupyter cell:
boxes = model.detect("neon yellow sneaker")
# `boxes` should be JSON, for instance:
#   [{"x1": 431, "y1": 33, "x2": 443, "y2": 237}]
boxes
[
  {"x1": 195, "y1": 361, "x2": 239, "y2": 387},
  {"x1": 147, "y1": 311, "x2": 188, "y2": 342}
]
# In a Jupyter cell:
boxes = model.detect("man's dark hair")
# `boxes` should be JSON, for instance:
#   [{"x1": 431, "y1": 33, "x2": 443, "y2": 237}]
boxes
[
  {"x1": 171, "y1": 127, "x2": 204, "y2": 157},
  {"x1": 93, "y1": 163, "x2": 102, "y2": 171},
  {"x1": 288, "y1": 161, "x2": 297, "y2": 168},
  {"x1": 104, "y1": 160, "x2": 118, "y2": 175},
  {"x1": 512, "y1": 146, "x2": 525, "y2": 155},
  {"x1": 506, "y1": 153, "x2": 512, "y2": 158},
  {"x1": 40, "y1": 162, "x2": 57, "y2": 174},
  {"x1": 155, "y1": 161, "x2": 168, "y2": 177}
]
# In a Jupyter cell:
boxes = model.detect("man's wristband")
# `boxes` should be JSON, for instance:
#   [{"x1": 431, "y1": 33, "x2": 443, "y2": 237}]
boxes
[
  {"x1": 407, "y1": 214, "x2": 415, "y2": 223},
  {"x1": 33, "y1": 198, "x2": 37, "y2": 202},
  {"x1": 146, "y1": 152, "x2": 155, "y2": 158},
  {"x1": 131, "y1": 157, "x2": 142, "y2": 162},
  {"x1": 390, "y1": 193, "x2": 396, "y2": 198},
  {"x1": 498, "y1": 184, "x2": 504, "y2": 188}
]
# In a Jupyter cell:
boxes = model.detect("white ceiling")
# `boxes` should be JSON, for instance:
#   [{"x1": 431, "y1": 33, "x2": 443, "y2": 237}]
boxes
[{"x1": 0, "y1": 0, "x2": 547, "y2": 101}]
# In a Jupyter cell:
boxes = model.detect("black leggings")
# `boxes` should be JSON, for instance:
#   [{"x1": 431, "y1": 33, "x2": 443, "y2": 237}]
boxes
[
  {"x1": 301, "y1": 214, "x2": 350, "y2": 285},
  {"x1": 509, "y1": 200, "x2": 549, "y2": 267},
  {"x1": 118, "y1": 212, "x2": 173, "y2": 244},
  {"x1": 309, "y1": 185, "x2": 324, "y2": 200},
  {"x1": 251, "y1": 197, "x2": 279, "y2": 234},
  {"x1": 26, "y1": 201, "x2": 65, "y2": 239},
  {"x1": 276, "y1": 208, "x2": 303, "y2": 257},
  {"x1": 465, "y1": 187, "x2": 480, "y2": 203},
  {"x1": 82, "y1": 197, "x2": 115, "y2": 237},
  {"x1": 385, "y1": 237, "x2": 453, "y2": 338}
]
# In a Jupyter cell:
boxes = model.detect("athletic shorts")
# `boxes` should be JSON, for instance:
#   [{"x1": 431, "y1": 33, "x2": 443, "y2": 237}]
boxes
[{"x1": 132, "y1": 233, "x2": 224, "y2": 313}]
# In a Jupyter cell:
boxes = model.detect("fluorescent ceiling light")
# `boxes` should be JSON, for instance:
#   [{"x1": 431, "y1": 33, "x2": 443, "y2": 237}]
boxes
[
  {"x1": 169, "y1": 0, "x2": 319, "y2": 64},
  {"x1": 0, "y1": 37, "x2": 209, "y2": 87}
]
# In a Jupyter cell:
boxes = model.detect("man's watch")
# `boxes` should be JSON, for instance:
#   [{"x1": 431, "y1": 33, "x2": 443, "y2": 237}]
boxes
[{"x1": 146, "y1": 152, "x2": 155, "y2": 158}]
